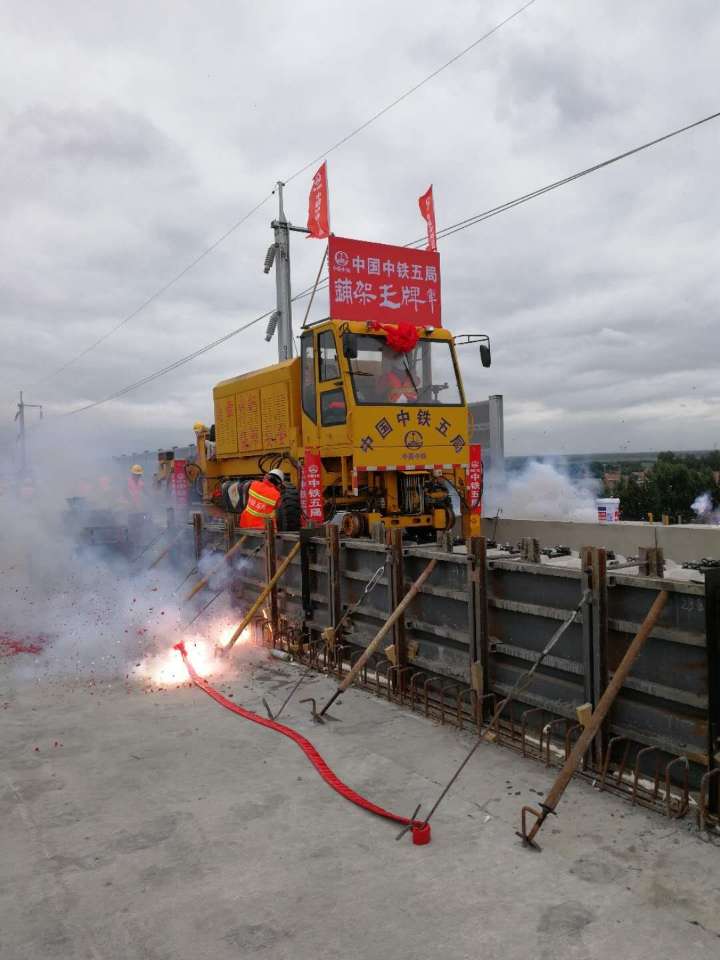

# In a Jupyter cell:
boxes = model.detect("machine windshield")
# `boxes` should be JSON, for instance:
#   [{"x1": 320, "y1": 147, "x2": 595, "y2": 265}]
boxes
[{"x1": 348, "y1": 335, "x2": 463, "y2": 406}]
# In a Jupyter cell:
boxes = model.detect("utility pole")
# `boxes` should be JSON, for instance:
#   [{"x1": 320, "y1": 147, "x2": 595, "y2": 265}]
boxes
[
  {"x1": 272, "y1": 182, "x2": 293, "y2": 361},
  {"x1": 15, "y1": 390, "x2": 43, "y2": 476},
  {"x1": 264, "y1": 181, "x2": 310, "y2": 360}
]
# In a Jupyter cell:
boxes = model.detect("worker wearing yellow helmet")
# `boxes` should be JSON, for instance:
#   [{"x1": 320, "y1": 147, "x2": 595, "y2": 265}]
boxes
[{"x1": 127, "y1": 464, "x2": 145, "y2": 508}]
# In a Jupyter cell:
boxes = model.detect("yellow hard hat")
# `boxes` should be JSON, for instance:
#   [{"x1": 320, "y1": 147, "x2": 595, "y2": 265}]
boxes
[
  {"x1": 193, "y1": 421, "x2": 206, "y2": 433},
  {"x1": 131, "y1": 464, "x2": 144, "y2": 475}
]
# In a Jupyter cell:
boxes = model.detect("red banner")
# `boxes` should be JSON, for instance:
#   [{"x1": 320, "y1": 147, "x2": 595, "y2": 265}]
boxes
[
  {"x1": 467, "y1": 444, "x2": 483, "y2": 516},
  {"x1": 307, "y1": 161, "x2": 330, "y2": 239},
  {"x1": 170, "y1": 459, "x2": 189, "y2": 505},
  {"x1": 418, "y1": 185, "x2": 437, "y2": 252},
  {"x1": 300, "y1": 448, "x2": 324, "y2": 526},
  {"x1": 328, "y1": 236, "x2": 441, "y2": 327}
]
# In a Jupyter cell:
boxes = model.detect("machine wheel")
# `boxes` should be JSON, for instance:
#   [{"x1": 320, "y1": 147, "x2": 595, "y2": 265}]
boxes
[
  {"x1": 276, "y1": 483, "x2": 302, "y2": 531},
  {"x1": 221, "y1": 479, "x2": 251, "y2": 514}
]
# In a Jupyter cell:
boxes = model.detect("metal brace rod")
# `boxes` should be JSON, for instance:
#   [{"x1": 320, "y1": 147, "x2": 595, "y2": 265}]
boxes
[
  {"x1": 317, "y1": 556, "x2": 438, "y2": 717},
  {"x1": 324, "y1": 563, "x2": 386, "y2": 645},
  {"x1": 224, "y1": 541, "x2": 301, "y2": 651},
  {"x1": 185, "y1": 535, "x2": 249, "y2": 601},
  {"x1": 419, "y1": 590, "x2": 591, "y2": 829},
  {"x1": 519, "y1": 589, "x2": 669, "y2": 849}
]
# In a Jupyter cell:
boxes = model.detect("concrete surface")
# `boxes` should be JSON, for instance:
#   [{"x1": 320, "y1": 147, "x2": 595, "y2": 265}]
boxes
[
  {"x1": 2, "y1": 649, "x2": 719, "y2": 960},
  {"x1": 483, "y1": 516, "x2": 720, "y2": 563}
]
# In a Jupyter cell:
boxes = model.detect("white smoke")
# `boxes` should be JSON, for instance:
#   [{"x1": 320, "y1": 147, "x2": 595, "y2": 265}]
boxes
[
  {"x1": 691, "y1": 491, "x2": 719, "y2": 524},
  {"x1": 484, "y1": 460, "x2": 601, "y2": 522},
  {"x1": 0, "y1": 419, "x2": 242, "y2": 683}
]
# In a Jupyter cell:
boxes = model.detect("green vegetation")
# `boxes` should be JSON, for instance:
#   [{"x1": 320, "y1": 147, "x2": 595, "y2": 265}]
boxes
[{"x1": 607, "y1": 451, "x2": 720, "y2": 521}]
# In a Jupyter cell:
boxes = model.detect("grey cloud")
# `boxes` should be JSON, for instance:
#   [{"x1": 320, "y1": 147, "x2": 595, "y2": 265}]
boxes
[
  {"x1": 6, "y1": 104, "x2": 169, "y2": 166},
  {"x1": 1, "y1": 0, "x2": 719, "y2": 458},
  {"x1": 497, "y1": 43, "x2": 612, "y2": 128}
]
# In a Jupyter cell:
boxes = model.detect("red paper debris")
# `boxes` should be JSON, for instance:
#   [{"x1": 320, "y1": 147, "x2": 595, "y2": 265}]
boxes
[{"x1": 0, "y1": 633, "x2": 49, "y2": 657}]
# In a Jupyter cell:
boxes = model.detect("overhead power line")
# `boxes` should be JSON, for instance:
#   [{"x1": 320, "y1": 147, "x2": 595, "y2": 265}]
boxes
[
  {"x1": 283, "y1": 0, "x2": 537, "y2": 184},
  {"x1": 32, "y1": 0, "x2": 537, "y2": 386},
  {"x1": 61, "y1": 106, "x2": 720, "y2": 416},
  {"x1": 253, "y1": 107, "x2": 720, "y2": 305},
  {"x1": 32, "y1": 193, "x2": 274, "y2": 386},
  {"x1": 410, "y1": 107, "x2": 720, "y2": 245},
  {"x1": 64, "y1": 309, "x2": 272, "y2": 416}
]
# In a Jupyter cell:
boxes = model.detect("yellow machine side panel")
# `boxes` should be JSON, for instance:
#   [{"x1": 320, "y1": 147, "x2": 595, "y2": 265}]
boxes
[
  {"x1": 261, "y1": 382, "x2": 291, "y2": 449},
  {"x1": 237, "y1": 389, "x2": 262, "y2": 452},
  {"x1": 212, "y1": 358, "x2": 302, "y2": 461},
  {"x1": 214, "y1": 393, "x2": 238, "y2": 455}
]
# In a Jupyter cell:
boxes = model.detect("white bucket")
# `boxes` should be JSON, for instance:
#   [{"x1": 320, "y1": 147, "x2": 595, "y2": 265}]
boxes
[{"x1": 596, "y1": 497, "x2": 620, "y2": 523}]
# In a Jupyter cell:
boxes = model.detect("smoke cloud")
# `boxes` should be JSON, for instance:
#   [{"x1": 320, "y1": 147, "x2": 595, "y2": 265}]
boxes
[
  {"x1": 0, "y1": 421, "x2": 243, "y2": 685},
  {"x1": 484, "y1": 459, "x2": 600, "y2": 522},
  {"x1": 691, "y1": 491, "x2": 719, "y2": 524}
]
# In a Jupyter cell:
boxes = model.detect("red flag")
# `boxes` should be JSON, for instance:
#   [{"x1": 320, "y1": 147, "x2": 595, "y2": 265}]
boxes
[
  {"x1": 418, "y1": 185, "x2": 437, "y2": 252},
  {"x1": 307, "y1": 161, "x2": 330, "y2": 239}
]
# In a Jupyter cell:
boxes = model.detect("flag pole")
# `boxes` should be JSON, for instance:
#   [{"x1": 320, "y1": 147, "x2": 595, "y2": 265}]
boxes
[{"x1": 300, "y1": 244, "x2": 328, "y2": 329}]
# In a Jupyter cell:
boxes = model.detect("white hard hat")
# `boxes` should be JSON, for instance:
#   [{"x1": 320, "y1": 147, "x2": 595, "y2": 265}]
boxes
[{"x1": 268, "y1": 468, "x2": 284, "y2": 483}]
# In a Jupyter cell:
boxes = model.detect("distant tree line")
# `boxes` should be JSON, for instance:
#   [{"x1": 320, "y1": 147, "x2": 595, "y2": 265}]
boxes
[{"x1": 604, "y1": 451, "x2": 720, "y2": 521}]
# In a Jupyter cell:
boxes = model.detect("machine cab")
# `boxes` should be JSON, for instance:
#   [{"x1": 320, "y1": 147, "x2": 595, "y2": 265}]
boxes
[{"x1": 299, "y1": 319, "x2": 470, "y2": 469}]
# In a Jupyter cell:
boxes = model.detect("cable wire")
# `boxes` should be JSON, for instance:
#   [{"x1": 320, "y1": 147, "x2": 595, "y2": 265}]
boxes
[
  {"x1": 31, "y1": 2, "x2": 536, "y2": 386},
  {"x1": 32, "y1": 193, "x2": 274, "y2": 386},
  {"x1": 283, "y1": 0, "x2": 537, "y2": 184},
  {"x1": 249, "y1": 108, "x2": 720, "y2": 300},
  {"x1": 63, "y1": 106, "x2": 720, "y2": 415},
  {"x1": 408, "y1": 108, "x2": 720, "y2": 246},
  {"x1": 62, "y1": 273, "x2": 333, "y2": 414},
  {"x1": 64, "y1": 308, "x2": 274, "y2": 415}
]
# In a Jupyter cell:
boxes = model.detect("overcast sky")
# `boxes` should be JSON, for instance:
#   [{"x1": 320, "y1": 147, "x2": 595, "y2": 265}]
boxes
[{"x1": 2, "y1": 0, "x2": 719, "y2": 460}]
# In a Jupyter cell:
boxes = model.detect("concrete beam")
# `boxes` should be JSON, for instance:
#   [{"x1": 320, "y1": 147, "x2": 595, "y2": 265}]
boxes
[{"x1": 482, "y1": 516, "x2": 720, "y2": 563}]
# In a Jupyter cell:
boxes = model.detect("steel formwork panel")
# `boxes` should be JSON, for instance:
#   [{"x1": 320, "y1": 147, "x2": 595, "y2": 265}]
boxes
[{"x1": 216, "y1": 528, "x2": 715, "y2": 813}]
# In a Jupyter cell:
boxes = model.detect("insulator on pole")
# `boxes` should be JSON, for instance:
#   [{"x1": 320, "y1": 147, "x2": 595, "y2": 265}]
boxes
[
  {"x1": 265, "y1": 311, "x2": 280, "y2": 342},
  {"x1": 263, "y1": 244, "x2": 277, "y2": 274}
]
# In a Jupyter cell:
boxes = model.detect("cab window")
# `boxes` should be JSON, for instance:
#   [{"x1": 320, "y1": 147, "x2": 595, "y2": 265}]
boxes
[
  {"x1": 318, "y1": 331, "x2": 340, "y2": 381},
  {"x1": 321, "y1": 388, "x2": 347, "y2": 426},
  {"x1": 301, "y1": 333, "x2": 317, "y2": 422},
  {"x1": 347, "y1": 335, "x2": 463, "y2": 405}
]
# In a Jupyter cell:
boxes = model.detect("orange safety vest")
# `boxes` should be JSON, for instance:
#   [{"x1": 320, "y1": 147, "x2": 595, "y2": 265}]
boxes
[
  {"x1": 385, "y1": 370, "x2": 418, "y2": 403},
  {"x1": 239, "y1": 478, "x2": 281, "y2": 529}
]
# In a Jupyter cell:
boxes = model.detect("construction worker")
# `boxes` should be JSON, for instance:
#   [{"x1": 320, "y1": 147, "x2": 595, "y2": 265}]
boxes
[
  {"x1": 127, "y1": 464, "x2": 145, "y2": 509},
  {"x1": 194, "y1": 420, "x2": 216, "y2": 460},
  {"x1": 379, "y1": 357, "x2": 418, "y2": 403},
  {"x1": 239, "y1": 469, "x2": 284, "y2": 529}
]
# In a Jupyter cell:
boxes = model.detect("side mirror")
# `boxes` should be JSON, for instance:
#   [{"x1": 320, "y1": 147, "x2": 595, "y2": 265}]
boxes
[
  {"x1": 342, "y1": 332, "x2": 358, "y2": 360},
  {"x1": 480, "y1": 344, "x2": 492, "y2": 368}
]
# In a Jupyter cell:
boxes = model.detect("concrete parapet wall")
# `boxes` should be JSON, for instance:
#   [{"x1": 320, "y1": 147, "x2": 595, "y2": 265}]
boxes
[{"x1": 481, "y1": 516, "x2": 720, "y2": 562}]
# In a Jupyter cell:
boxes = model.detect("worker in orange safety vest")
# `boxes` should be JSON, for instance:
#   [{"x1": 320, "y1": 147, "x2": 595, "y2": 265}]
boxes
[
  {"x1": 380, "y1": 361, "x2": 418, "y2": 403},
  {"x1": 239, "y1": 469, "x2": 283, "y2": 529}
]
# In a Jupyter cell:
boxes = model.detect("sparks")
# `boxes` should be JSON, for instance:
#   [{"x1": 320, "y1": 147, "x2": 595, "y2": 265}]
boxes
[
  {"x1": 216, "y1": 621, "x2": 251, "y2": 650},
  {"x1": 138, "y1": 635, "x2": 218, "y2": 686},
  {"x1": 136, "y1": 616, "x2": 251, "y2": 687}
]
